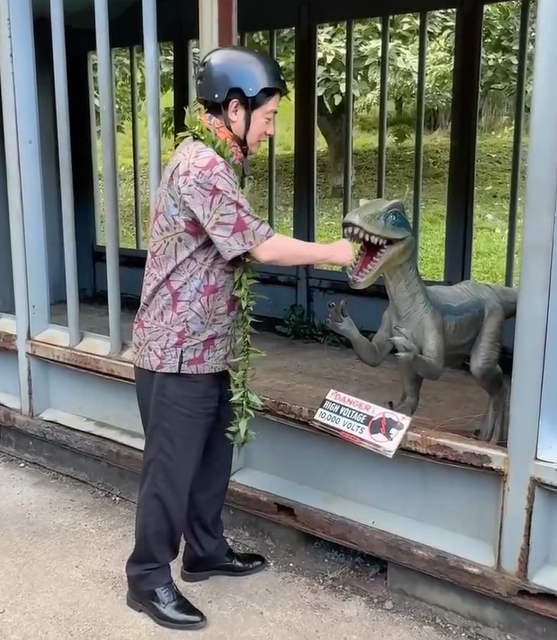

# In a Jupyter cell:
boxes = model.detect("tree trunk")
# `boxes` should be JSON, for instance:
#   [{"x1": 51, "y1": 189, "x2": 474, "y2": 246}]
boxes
[
  {"x1": 395, "y1": 97, "x2": 404, "y2": 120},
  {"x1": 316, "y1": 96, "x2": 355, "y2": 199}
]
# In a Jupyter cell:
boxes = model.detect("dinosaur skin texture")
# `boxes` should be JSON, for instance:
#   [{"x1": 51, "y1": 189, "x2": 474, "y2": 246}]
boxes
[{"x1": 325, "y1": 198, "x2": 516, "y2": 444}]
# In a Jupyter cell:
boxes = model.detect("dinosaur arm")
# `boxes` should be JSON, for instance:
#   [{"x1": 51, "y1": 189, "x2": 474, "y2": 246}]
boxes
[
  {"x1": 350, "y1": 313, "x2": 392, "y2": 367},
  {"x1": 326, "y1": 303, "x2": 392, "y2": 367},
  {"x1": 391, "y1": 320, "x2": 444, "y2": 380}
]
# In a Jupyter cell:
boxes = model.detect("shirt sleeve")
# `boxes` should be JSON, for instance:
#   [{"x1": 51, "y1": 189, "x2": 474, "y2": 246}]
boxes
[{"x1": 179, "y1": 146, "x2": 274, "y2": 262}]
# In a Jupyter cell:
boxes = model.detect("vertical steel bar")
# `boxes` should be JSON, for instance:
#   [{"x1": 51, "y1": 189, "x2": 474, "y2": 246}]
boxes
[
  {"x1": 50, "y1": 0, "x2": 81, "y2": 347},
  {"x1": 188, "y1": 40, "x2": 197, "y2": 108},
  {"x1": 505, "y1": 0, "x2": 531, "y2": 287},
  {"x1": 87, "y1": 54, "x2": 102, "y2": 245},
  {"x1": 0, "y1": 0, "x2": 31, "y2": 413},
  {"x1": 293, "y1": 7, "x2": 317, "y2": 316},
  {"x1": 500, "y1": 0, "x2": 557, "y2": 576},
  {"x1": 268, "y1": 29, "x2": 277, "y2": 227},
  {"x1": 443, "y1": 5, "x2": 483, "y2": 284},
  {"x1": 377, "y1": 15, "x2": 390, "y2": 198},
  {"x1": 343, "y1": 20, "x2": 354, "y2": 217},
  {"x1": 93, "y1": 0, "x2": 122, "y2": 352},
  {"x1": 142, "y1": 0, "x2": 161, "y2": 214},
  {"x1": 8, "y1": 0, "x2": 50, "y2": 339},
  {"x1": 130, "y1": 46, "x2": 143, "y2": 249},
  {"x1": 198, "y1": 0, "x2": 218, "y2": 58},
  {"x1": 240, "y1": 33, "x2": 247, "y2": 46},
  {"x1": 173, "y1": 29, "x2": 188, "y2": 136},
  {"x1": 413, "y1": 12, "x2": 428, "y2": 250}
]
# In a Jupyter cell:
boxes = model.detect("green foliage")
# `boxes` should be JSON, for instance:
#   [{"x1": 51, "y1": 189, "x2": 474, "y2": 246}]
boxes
[
  {"x1": 229, "y1": 262, "x2": 266, "y2": 447},
  {"x1": 279, "y1": 304, "x2": 349, "y2": 346},
  {"x1": 98, "y1": 2, "x2": 536, "y2": 144},
  {"x1": 245, "y1": 3, "x2": 535, "y2": 132},
  {"x1": 105, "y1": 124, "x2": 525, "y2": 287}
]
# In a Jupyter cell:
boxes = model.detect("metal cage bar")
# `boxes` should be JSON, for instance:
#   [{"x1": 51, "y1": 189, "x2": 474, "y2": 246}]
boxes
[
  {"x1": 130, "y1": 46, "x2": 143, "y2": 250},
  {"x1": 142, "y1": 0, "x2": 162, "y2": 213},
  {"x1": 0, "y1": 0, "x2": 31, "y2": 412},
  {"x1": 268, "y1": 29, "x2": 277, "y2": 227},
  {"x1": 8, "y1": 0, "x2": 50, "y2": 338},
  {"x1": 504, "y1": 0, "x2": 531, "y2": 287},
  {"x1": 443, "y1": 3, "x2": 483, "y2": 284},
  {"x1": 412, "y1": 11, "x2": 428, "y2": 248},
  {"x1": 293, "y1": 8, "x2": 317, "y2": 313},
  {"x1": 376, "y1": 15, "x2": 390, "y2": 199},
  {"x1": 188, "y1": 40, "x2": 198, "y2": 108},
  {"x1": 49, "y1": 0, "x2": 81, "y2": 347},
  {"x1": 93, "y1": 0, "x2": 122, "y2": 353},
  {"x1": 88, "y1": 54, "x2": 102, "y2": 246},
  {"x1": 342, "y1": 19, "x2": 354, "y2": 216}
]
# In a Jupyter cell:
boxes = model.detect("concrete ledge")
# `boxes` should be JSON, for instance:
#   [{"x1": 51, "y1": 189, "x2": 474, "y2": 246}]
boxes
[{"x1": 388, "y1": 563, "x2": 557, "y2": 640}]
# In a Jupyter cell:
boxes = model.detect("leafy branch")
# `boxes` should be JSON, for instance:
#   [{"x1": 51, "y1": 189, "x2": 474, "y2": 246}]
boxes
[{"x1": 228, "y1": 262, "x2": 266, "y2": 446}]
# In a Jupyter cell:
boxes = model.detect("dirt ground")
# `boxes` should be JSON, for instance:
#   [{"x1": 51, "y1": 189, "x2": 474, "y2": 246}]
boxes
[{"x1": 51, "y1": 301, "x2": 487, "y2": 434}]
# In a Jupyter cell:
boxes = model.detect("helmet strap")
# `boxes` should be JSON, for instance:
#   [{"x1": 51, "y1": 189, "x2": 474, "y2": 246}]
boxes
[{"x1": 220, "y1": 102, "x2": 252, "y2": 189}]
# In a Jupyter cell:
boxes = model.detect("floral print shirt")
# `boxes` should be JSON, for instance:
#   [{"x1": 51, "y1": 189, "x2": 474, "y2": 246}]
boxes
[{"x1": 132, "y1": 121, "x2": 273, "y2": 373}]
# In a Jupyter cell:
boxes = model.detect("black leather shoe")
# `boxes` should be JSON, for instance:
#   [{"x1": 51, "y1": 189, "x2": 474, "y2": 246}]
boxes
[
  {"x1": 181, "y1": 548, "x2": 267, "y2": 583},
  {"x1": 126, "y1": 581, "x2": 207, "y2": 630}
]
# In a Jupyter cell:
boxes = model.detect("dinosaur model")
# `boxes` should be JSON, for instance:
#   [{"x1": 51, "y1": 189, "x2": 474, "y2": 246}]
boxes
[{"x1": 325, "y1": 198, "x2": 517, "y2": 444}]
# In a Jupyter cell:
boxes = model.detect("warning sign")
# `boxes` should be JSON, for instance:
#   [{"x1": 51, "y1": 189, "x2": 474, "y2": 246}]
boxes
[{"x1": 311, "y1": 389, "x2": 412, "y2": 458}]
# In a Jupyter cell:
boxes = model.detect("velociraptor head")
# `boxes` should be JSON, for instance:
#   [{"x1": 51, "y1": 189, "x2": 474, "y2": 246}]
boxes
[{"x1": 342, "y1": 198, "x2": 415, "y2": 290}]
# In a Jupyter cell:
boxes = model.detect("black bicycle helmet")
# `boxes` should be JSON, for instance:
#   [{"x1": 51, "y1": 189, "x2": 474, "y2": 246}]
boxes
[
  {"x1": 196, "y1": 46, "x2": 288, "y2": 178},
  {"x1": 196, "y1": 45, "x2": 288, "y2": 104}
]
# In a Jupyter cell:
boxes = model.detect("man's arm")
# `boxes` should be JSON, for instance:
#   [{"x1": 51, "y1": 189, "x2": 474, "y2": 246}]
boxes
[
  {"x1": 182, "y1": 149, "x2": 353, "y2": 267},
  {"x1": 249, "y1": 234, "x2": 353, "y2": 267}
]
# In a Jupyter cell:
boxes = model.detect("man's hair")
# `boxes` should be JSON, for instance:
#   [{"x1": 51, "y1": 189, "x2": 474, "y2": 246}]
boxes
[{"x1": 201, "y1": 87, "x2": 280, "y2": 117}]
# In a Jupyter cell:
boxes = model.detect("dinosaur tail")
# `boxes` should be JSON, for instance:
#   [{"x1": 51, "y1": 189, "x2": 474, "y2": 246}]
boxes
[{"x1": 487, "y1": 284, "x2": 518, "y2": 320}]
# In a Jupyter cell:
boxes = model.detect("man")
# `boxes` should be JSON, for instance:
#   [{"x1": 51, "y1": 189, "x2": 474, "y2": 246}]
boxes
[{"x1": 125, "y1": 45, "x2": 353, "y2": 631}]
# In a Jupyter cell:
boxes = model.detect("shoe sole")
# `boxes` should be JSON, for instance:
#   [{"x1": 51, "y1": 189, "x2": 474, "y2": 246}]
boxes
[
  {"x1": 126, "y1": 593, "x2": 207, "y2": 631},
  {"x1": 181, "y1": 561, "x2": 268, "y2": 583}
]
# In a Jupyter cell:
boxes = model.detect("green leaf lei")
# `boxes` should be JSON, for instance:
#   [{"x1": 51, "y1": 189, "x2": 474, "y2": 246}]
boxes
[{"x1": 179, "y1": 104, "x2": 264, "y2": 448}]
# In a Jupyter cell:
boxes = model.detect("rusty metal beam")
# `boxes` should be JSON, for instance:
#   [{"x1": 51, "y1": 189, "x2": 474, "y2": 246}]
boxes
[
  {"x1": 227, "y1": 480, "x2": 517, "y2": 599},
  {"x1": 25, "y1": 339, "x2": 508, "y2": 472},
  {"x1": 0, "y1": 331, "x2": 17, "y2": 352}
]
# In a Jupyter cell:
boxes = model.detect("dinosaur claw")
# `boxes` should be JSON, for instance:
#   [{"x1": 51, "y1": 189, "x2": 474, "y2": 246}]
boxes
[{"x1": 326, "y1": 300, "x2": 349, "y2": 326}]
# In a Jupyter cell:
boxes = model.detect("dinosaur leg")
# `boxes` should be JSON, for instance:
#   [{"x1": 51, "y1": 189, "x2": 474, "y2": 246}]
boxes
[
  {"x1": 390, "y1": 361, "x2": 424, "y2": 416},
  {"x1": 468, "y1": 310, "x2": 509, "y2": 444}
]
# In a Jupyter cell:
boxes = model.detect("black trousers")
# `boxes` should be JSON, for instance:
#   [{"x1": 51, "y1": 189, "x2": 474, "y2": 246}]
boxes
[{"x1": 126, "y1": 366, "x2": 234, "y2": 590}]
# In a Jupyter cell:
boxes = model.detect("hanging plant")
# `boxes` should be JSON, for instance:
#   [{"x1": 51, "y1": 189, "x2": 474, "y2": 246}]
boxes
[{"x1": 180, "y1": 104, "x2": 265, "y2": 447}]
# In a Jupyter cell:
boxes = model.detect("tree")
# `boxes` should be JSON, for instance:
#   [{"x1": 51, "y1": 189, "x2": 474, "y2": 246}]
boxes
[{"x1": 99, "y1": 2, "x2": 536, "y2": 196}]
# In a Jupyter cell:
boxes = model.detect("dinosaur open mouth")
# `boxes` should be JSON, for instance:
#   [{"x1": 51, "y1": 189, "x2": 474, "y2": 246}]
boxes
[{"x1": 343, "y1": 225, "x2": 396, "y2": 280}]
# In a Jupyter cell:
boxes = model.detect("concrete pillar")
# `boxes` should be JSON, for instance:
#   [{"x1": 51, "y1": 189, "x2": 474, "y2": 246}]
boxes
[{"x1": 198, "y1": 0, "x2": 237, "y2": 58}]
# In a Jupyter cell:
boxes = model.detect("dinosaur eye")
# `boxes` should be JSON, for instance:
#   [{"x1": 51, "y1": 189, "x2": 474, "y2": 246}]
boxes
[{"x1": 387, "y1": 211, "x2": 401, "y2": 223}]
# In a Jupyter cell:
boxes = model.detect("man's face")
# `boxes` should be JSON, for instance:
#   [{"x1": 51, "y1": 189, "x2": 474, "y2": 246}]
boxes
[{"x1": 227, "y1": 93, "x2": 280, "y2": 155}]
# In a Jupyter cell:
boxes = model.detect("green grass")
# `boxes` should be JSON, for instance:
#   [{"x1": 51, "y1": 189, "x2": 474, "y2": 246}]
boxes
[{"x1": 100, "y1": 91, "x2": 526, "y2": 285}]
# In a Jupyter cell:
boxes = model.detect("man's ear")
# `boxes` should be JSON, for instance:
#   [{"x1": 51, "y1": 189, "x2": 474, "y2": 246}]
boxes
[{"x1": 227, "y1": 98, "x2": 243, "y2": 123}]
